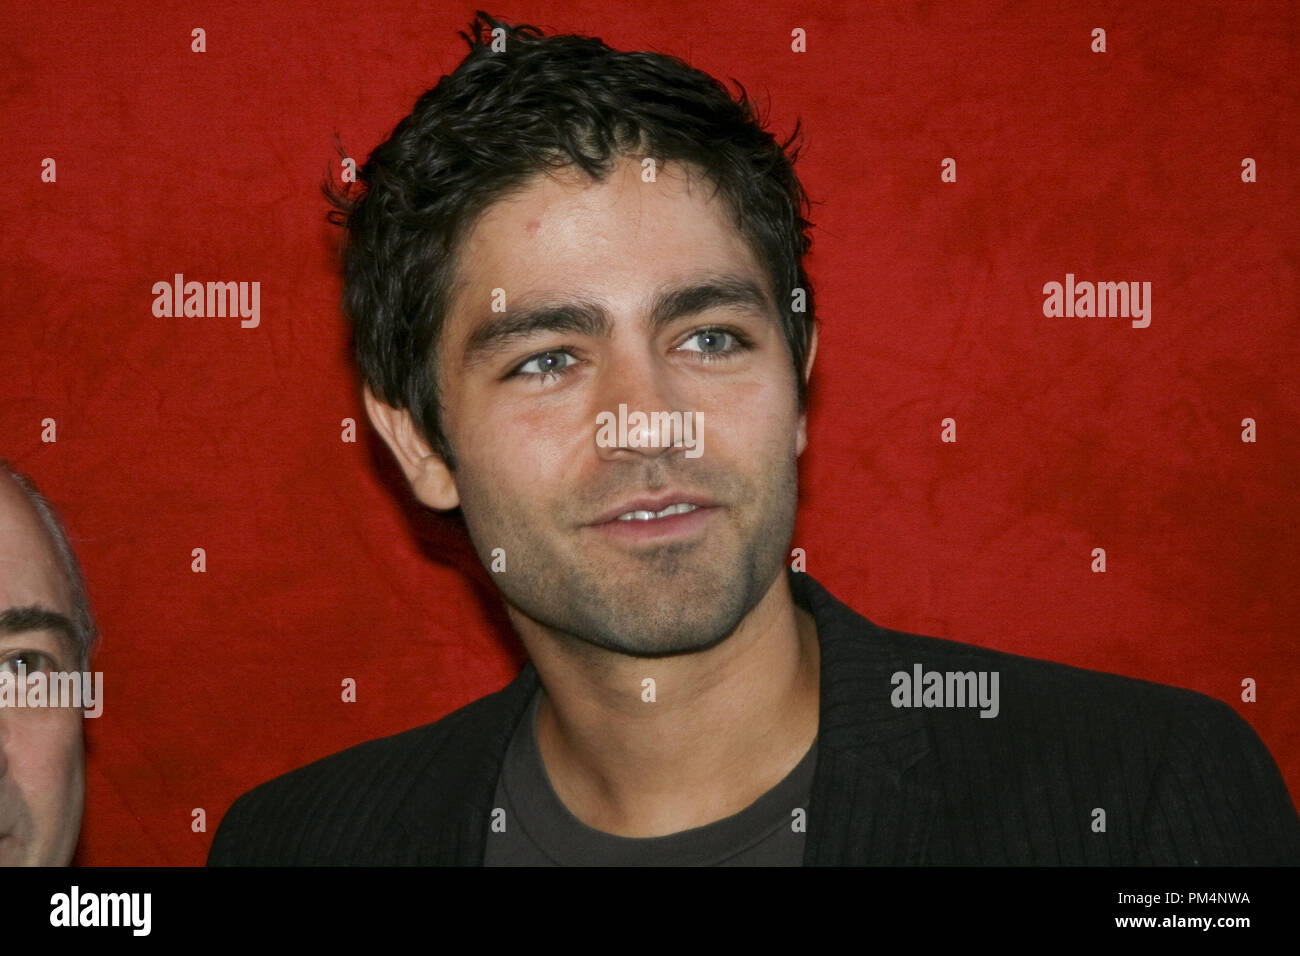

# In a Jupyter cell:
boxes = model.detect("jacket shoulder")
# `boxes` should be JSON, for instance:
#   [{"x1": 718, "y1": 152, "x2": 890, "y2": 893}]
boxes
[
  {"x1": 871, "y1": 625, "x2": 1300, "y2": 863},
  {"x1": 207, "y1": 675, "x2": 529, "y2": 866}
]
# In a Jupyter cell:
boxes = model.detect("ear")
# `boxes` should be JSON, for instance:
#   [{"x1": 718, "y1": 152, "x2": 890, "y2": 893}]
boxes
[
  {"x1": 363, "y1": 387, "x2": 460, "y2": 510},
  {"x1": 795, "y1": 324, "x2": 818, "y2": 457}
]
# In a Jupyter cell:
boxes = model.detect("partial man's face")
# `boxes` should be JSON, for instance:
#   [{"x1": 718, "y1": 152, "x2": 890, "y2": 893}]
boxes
[
  {"x1": 423, "y1": 155, "x2": 812, "y2": 655},
  {"x1": 0, "y1": 480, "x2": 85, "y2": 865}
]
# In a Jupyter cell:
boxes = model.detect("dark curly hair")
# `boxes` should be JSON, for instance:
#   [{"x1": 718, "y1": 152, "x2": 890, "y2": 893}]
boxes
[{"x1": 326, "y1": 10, "x2": 816, "y2": 471}]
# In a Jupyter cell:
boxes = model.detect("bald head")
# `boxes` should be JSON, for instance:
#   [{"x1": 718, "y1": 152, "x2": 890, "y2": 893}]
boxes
[{"x1": 0, "y1": 460, "x2": 89, "y2": 866}]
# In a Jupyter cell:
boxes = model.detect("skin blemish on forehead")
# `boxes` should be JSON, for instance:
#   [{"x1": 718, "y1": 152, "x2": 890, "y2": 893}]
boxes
[{"x1": 524, "y1": 219, "x2": 541, "y2": 236}]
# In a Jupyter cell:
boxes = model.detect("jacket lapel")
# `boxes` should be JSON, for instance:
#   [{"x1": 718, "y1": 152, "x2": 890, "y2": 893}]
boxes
[
  {"x1": 792, "y1": 572, "x2": 939, "y2": 865},
  {"x1": 390, "y1": 661, "x2": 541, "y2": 865}
]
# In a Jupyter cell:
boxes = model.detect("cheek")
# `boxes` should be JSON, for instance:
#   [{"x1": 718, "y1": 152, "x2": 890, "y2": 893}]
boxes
[
  {"x1": 6, "y1": 713, "x2": 83, "y2": 828},
  {"x1": 707, "y1": 379, "x2": 799, "y2": 455},
  {"x1": 461, "y1": 397, "x2": 591, "y2": 492},
  {"x1": 454, "y1": 418, "x2": 576, "y2": 554},
  {"x1": 24, "y1": 711, "x2": 83, "y2": 786}
]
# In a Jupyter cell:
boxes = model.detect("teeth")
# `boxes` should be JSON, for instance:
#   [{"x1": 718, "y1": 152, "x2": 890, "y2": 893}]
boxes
[{"x1": 616, "y1": 502, "x2": 698, "y2": 521}]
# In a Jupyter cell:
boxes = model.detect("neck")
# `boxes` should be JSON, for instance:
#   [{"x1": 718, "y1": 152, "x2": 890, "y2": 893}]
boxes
[{"x1": 509, "y1": 570, "x2": 820, "y2": 837}]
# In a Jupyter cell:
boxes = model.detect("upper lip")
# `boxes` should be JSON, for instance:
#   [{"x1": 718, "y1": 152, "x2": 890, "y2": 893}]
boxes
[{"x1": 589, "y1": 490, "x2": 719, "y2": 525}]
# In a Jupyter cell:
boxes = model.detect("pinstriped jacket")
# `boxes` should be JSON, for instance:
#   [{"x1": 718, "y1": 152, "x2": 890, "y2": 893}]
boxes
[{"x1": 208, "y1": 571, "x2": 1300, "y2": 865}]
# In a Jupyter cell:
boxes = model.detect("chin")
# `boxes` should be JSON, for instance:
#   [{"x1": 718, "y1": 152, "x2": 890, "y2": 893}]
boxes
[{"x1": 576, "y1": 597, "x2": 750, "y2": 658}]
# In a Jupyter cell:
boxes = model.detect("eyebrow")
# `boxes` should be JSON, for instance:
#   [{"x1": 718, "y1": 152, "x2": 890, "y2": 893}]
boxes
[
  {"x1": 459, "y1": 275, "x2": 775, "y2": 370},
  {"x1": 0, "y1": 605, "x2": 77, "y2": 648}
]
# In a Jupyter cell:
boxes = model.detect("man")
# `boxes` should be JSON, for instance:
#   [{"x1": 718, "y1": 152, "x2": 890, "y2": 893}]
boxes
[
  {"x1": 209, "y1": 13, "x2": 1299, "y2": 865},
  {"x1": 0, "y1": 459, "x2": 94, "y2": 866}
]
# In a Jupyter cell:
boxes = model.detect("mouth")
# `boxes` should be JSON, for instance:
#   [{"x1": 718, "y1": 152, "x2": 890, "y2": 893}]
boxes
[
  {"x1": 587, "y1": 495, "x2": 720, "y2": 543},
  {"x1": 612, "y1": 502, "x2": 700, "y2": 522},
  {"x1": 590, "y1": 490, "x2": 719, "y2": 525}
]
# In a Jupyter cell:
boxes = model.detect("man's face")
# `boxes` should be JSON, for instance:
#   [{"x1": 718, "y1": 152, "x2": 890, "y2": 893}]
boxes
[
  {"x1": 430, "y1": 156, "x2": 811, "y2": 656},
  {"x1": 0, "y1": 480, "x2": 84, "y2": 865}
]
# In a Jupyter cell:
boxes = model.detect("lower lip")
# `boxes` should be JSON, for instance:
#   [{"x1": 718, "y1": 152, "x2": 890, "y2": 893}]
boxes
[{"x1": 588, "y1": 506, "x2": 718, "y2": 541}]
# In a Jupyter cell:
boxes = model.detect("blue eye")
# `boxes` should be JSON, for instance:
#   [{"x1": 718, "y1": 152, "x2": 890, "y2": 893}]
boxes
[
  {"x1": 678, "y1": 328, "x2": 748, "y2": 356},
  {"x1": 513, "y1": 350, "x2": 576, "y2": 380}
]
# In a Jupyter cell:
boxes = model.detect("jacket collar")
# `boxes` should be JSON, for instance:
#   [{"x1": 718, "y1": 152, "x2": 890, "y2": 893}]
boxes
[
  {"x1": 399, "y1": 569, "x2": 937, "y2": 864},
  {"x1": 789, "y1": 571, "x2": 938, "y2": 864},
  {"x1": 395, "y1": 660, "x2": 539, "y2": 864}
]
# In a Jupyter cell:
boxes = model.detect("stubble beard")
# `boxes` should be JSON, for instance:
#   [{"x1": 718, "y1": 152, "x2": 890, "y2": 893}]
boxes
[{"x1": 460, "y1": 453, "x2": 799, "y2": 659}]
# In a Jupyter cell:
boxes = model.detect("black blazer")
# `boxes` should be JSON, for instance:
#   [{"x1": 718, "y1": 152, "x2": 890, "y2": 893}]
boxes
[{"x1": 209, "y1": 571, "x2": 1299, "y2": 865}]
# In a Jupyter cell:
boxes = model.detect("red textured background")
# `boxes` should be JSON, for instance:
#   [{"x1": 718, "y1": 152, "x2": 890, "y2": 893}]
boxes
[{"x1": 2, "y1": 0, "x2": 1296, "y2": 865}]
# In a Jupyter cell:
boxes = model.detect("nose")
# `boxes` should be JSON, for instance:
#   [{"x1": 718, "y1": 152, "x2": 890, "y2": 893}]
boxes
[{"x1": 591, "y1": 342, "x2": 689, "y2": 462}]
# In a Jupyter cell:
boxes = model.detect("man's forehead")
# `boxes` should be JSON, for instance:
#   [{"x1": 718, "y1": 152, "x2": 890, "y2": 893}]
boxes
[
  {"x1": 0, "y1": 478, "x2": 72, "y2": 621},
  {"x1": 455, "y1": 159, "x2": 735, "y2": 262}
]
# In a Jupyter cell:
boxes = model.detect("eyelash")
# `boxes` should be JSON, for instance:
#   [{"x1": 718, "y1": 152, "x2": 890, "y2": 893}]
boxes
[
  {"x1": 0, "y1": 649, "x2": 55, "y2": 676},
  {"x1": 508, "y1": 327, "x2": 753, "y2": 384}
]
